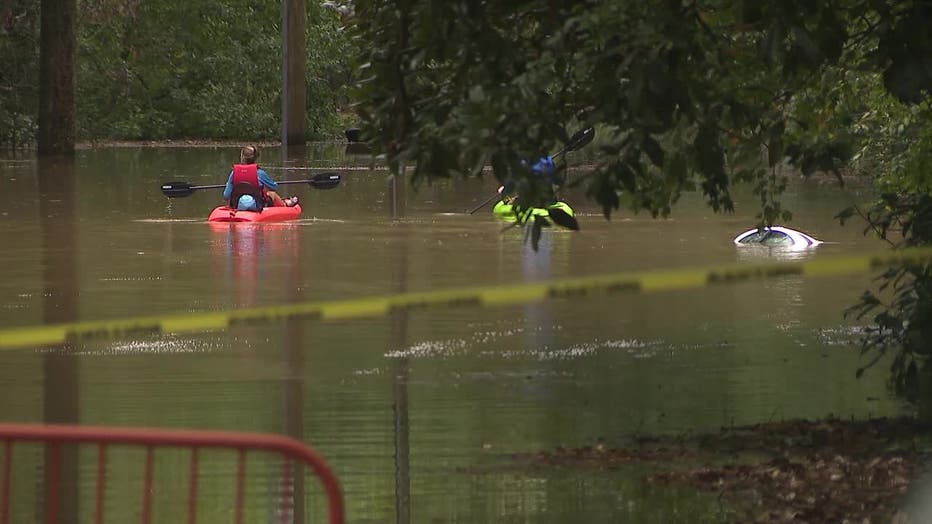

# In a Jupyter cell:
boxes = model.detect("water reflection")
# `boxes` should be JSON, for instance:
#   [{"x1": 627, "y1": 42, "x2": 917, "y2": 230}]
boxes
[
  {"x1": 730, "y1": 230, "x2": 822, "y2": 354},
  {"x1": 280, "y1": 143, "x2": 307, "y2": 522},
  {"x1": 209, "y1": 212, "x2": 308, "y2": 521},
  {"x1": 37, "y1": 155, "x2": 80, "y2": 522},
  {"x1": 388, "y1": 168, "x2": 411, "y2": 524},
  {"x1": 521, "y1": 234, "x2": 555, "y2": 351},
  {"x1": 280, "y1": 311, "x2": 305, "y2": 521},
  {"x1": 208, "y1": 223, "x2": 300, "y2": 305},
  {"x1": 734, "y1": 243, "x2": 821, "y2": 262}
]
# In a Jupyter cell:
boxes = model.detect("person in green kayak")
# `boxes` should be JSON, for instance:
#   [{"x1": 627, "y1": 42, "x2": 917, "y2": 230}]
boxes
[
  {"x1": 222, "y1": 145, "x2": 299, "y2": 211},
  {"x1": 497, "y1": 155, "x2": 560, "y2": 203}
]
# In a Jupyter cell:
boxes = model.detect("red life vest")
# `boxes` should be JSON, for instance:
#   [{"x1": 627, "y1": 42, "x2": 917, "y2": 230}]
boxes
[{"x1": 231, "y1": 163, "x2": 268, "y2": 201}]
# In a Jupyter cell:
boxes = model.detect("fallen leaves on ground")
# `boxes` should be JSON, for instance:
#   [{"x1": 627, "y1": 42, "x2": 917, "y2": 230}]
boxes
[{"x1": 511, "y1": 417, "x2": 932, "y2": 523}]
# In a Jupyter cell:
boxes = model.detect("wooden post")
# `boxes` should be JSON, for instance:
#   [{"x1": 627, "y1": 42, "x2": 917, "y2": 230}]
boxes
[
  {"x1": 282, "y1": 0, "x2": 307, "y2": 145},
  {"x1": 37, "y1": 0, "x2": 76, "y2": 155}
]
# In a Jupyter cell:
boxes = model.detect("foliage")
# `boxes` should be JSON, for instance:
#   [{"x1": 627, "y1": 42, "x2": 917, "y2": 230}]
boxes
[
  {"x1": 0, "y1": 1, "x2": 40, "y2": 149},
  {"x1": 77, "y1": 1, "x2": 267, "y2": 139},
  {"x1": 348, "y1": 0, "x2": 868, "y2": 237},
  {"x1": 347, "y1": 0, "x2": 932, "y2": 396},
  {"x1": 0, "y1": 0, "x2": 354, "y2": 146},
  {"x1": 834, "y1": 4, "x2": 932, "y2": 399},
  {"x1": 75, "y1": 0, "x2": 353, "y2": 140},
  {"x1": 840, "y1": 186, "x2": 932, "y2": 402}
]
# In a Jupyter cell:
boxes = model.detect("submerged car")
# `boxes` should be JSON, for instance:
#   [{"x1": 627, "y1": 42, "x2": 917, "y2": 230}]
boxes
[{"x1": 733, "y1": 226, "x2": 822, "y2": 248}]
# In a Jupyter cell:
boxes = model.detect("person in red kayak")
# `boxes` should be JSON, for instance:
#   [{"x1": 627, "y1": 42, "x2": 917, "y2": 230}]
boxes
[{"x1": 222, "y1": 145, "x2": 298, "y2": 210}]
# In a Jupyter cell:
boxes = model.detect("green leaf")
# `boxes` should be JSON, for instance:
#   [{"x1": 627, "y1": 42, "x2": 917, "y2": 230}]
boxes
[
  {"x1": 834, "y1": 206, "x2": 856, "y2": 225},
  {"x1": 642, "y1": 134, "x2": 665, "y2": 167}
]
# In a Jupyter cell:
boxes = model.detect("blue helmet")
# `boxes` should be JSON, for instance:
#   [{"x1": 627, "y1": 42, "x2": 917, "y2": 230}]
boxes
[
  {"x1": 531, "y1": 156, "x2": 556, "y2": 177},
  {"x1": 236, "y1": 194, "x2": 258, "y2": 211}
]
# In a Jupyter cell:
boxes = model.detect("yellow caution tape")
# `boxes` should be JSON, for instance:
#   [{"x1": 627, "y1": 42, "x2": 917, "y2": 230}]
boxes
[{"x1": 1, "y1": 248, "x2": 930, "y2": 350}]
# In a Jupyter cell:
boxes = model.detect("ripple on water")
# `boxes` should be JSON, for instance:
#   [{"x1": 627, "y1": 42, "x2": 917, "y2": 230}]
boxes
[
  {"x1": 98, "y1": 276, "x2": 164, "y2": 282},
  {"x1": 384, "y1": 338, "x2": 469, "y2": 359},
  {"x1": 816, "y1": 325, "x2": 866, "y2": 347},
  {"x1": 387, "y1": 332, "x2": 733, "y2": 362},
  {"x1": 45, "y1": 336, "x2": 226, "y2": 356},
  {"x1": 134, "y1": 218, "x2": 204, "y2": 223},
  {"x1": 527, "y1": 338, "x2": 663, "y2": 361}
]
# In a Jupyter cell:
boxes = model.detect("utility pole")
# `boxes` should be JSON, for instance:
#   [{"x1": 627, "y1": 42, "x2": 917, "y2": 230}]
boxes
[
  {"x1": 282, "y1": 0, "x2": 307, "y2": 146},
  {"x1": 37, "y1": 0, "x2": 76, "y2": 155}
]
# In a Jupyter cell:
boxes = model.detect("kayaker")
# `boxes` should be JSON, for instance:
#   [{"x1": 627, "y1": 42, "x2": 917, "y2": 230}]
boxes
[
  {"x1": 222, "y1": 145, "x2": 299, "y2": 210},
  {"x1": 498, "y1": 155, "x2": 561, "y2": 203}
]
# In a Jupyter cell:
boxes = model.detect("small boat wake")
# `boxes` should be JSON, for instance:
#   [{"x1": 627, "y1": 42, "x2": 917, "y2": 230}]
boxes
[{"x1": 135, "y1": 218, "x2": 204, "y2": 223}]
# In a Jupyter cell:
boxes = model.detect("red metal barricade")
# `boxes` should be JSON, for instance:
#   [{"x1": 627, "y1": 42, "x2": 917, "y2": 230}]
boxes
[{"x1": 0, "y1": 423, "x2": 344, "y2": 524}]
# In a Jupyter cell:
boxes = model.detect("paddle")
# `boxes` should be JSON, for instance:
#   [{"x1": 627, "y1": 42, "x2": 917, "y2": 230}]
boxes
[
  {"x1": 468, "y1": 126, "x2": 596, "y2": 214},
  {"x1": 160, "y1": 172, "x2": 341, "y2": 198},
  {"x1": 551, "y1": 126, "x2": 595, "y2": 160}
]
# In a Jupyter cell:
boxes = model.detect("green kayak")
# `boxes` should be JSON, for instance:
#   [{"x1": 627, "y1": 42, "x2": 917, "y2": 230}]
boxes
[{"x1": 492, "y1": 200, "x2": 574, "y2": 221}]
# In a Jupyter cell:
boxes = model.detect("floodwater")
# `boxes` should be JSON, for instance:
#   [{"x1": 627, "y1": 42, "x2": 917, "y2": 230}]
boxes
[{"x1": 0, "y1": 144, "x2": 903, "y2": 522}]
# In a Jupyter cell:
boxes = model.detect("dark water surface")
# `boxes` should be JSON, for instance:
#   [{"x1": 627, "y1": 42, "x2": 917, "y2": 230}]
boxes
[{"x1": 0, "y1": 145, "x2": 902, "y2": 522}]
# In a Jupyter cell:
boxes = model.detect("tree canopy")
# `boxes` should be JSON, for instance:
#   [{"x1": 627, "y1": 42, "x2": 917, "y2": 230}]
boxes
[
  {"x1": 350, "y1": 1, "x2": 929, "y2": 218},
  {"x1": 348, "y1": 0, "x2": 932, "y2": 395},
  {"x1": 0, "y1": 0, "x2": 353, "y2": 146}
]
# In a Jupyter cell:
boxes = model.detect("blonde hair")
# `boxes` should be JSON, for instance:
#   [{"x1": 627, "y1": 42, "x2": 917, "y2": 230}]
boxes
[{"x1": 240, "y1": 145, "x2": 259, "y2": 164}]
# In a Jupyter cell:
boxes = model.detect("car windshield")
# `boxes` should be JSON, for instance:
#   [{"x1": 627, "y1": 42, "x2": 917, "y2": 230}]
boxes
[{"x1": 737, "y1": 230, "x2": 792, "y2": 246}]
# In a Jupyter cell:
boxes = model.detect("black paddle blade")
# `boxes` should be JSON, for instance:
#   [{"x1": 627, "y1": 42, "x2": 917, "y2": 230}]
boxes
[
  {"x1": 160, "y1": 181, "x2": 195, "y2": 198},
  {"x1": 547, "y1": 206, "x2": 580, "y2": 231},
  {"x1": 309, "y1": 172, "x2": 341, "y2": 189},
  {"x1": 161, "y1": 172, "x2": 339, "y2": 199},
  {"x1": 565, "y1": 126, "x2": 595, "y2": 153},
  {"x1": 469, "y1": 192, "x2": 500, "y2": 214}
]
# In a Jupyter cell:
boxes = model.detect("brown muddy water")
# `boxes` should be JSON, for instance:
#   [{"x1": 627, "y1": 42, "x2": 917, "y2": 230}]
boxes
[{"x1": 0, "y1": 143, "x2": 904, "y2": 522}]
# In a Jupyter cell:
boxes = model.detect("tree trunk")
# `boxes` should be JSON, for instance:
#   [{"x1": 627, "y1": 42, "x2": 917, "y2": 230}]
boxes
[
  {"x1": 37, "y1": 0, "x2": 76, "y2": 155},
  {"x1": 282, "y1": 0, "x2": 307, "y2": 145}
]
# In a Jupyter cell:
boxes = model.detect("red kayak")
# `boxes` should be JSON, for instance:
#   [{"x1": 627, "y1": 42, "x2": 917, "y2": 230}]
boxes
[{"x1": 207, "y1": 204, "x2": 302, "y2": 223}]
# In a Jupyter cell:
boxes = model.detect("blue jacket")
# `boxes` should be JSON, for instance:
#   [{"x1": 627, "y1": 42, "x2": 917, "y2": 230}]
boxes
[{"x1": 502, "y1": 156, "x2": 560, "y2": 195}]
